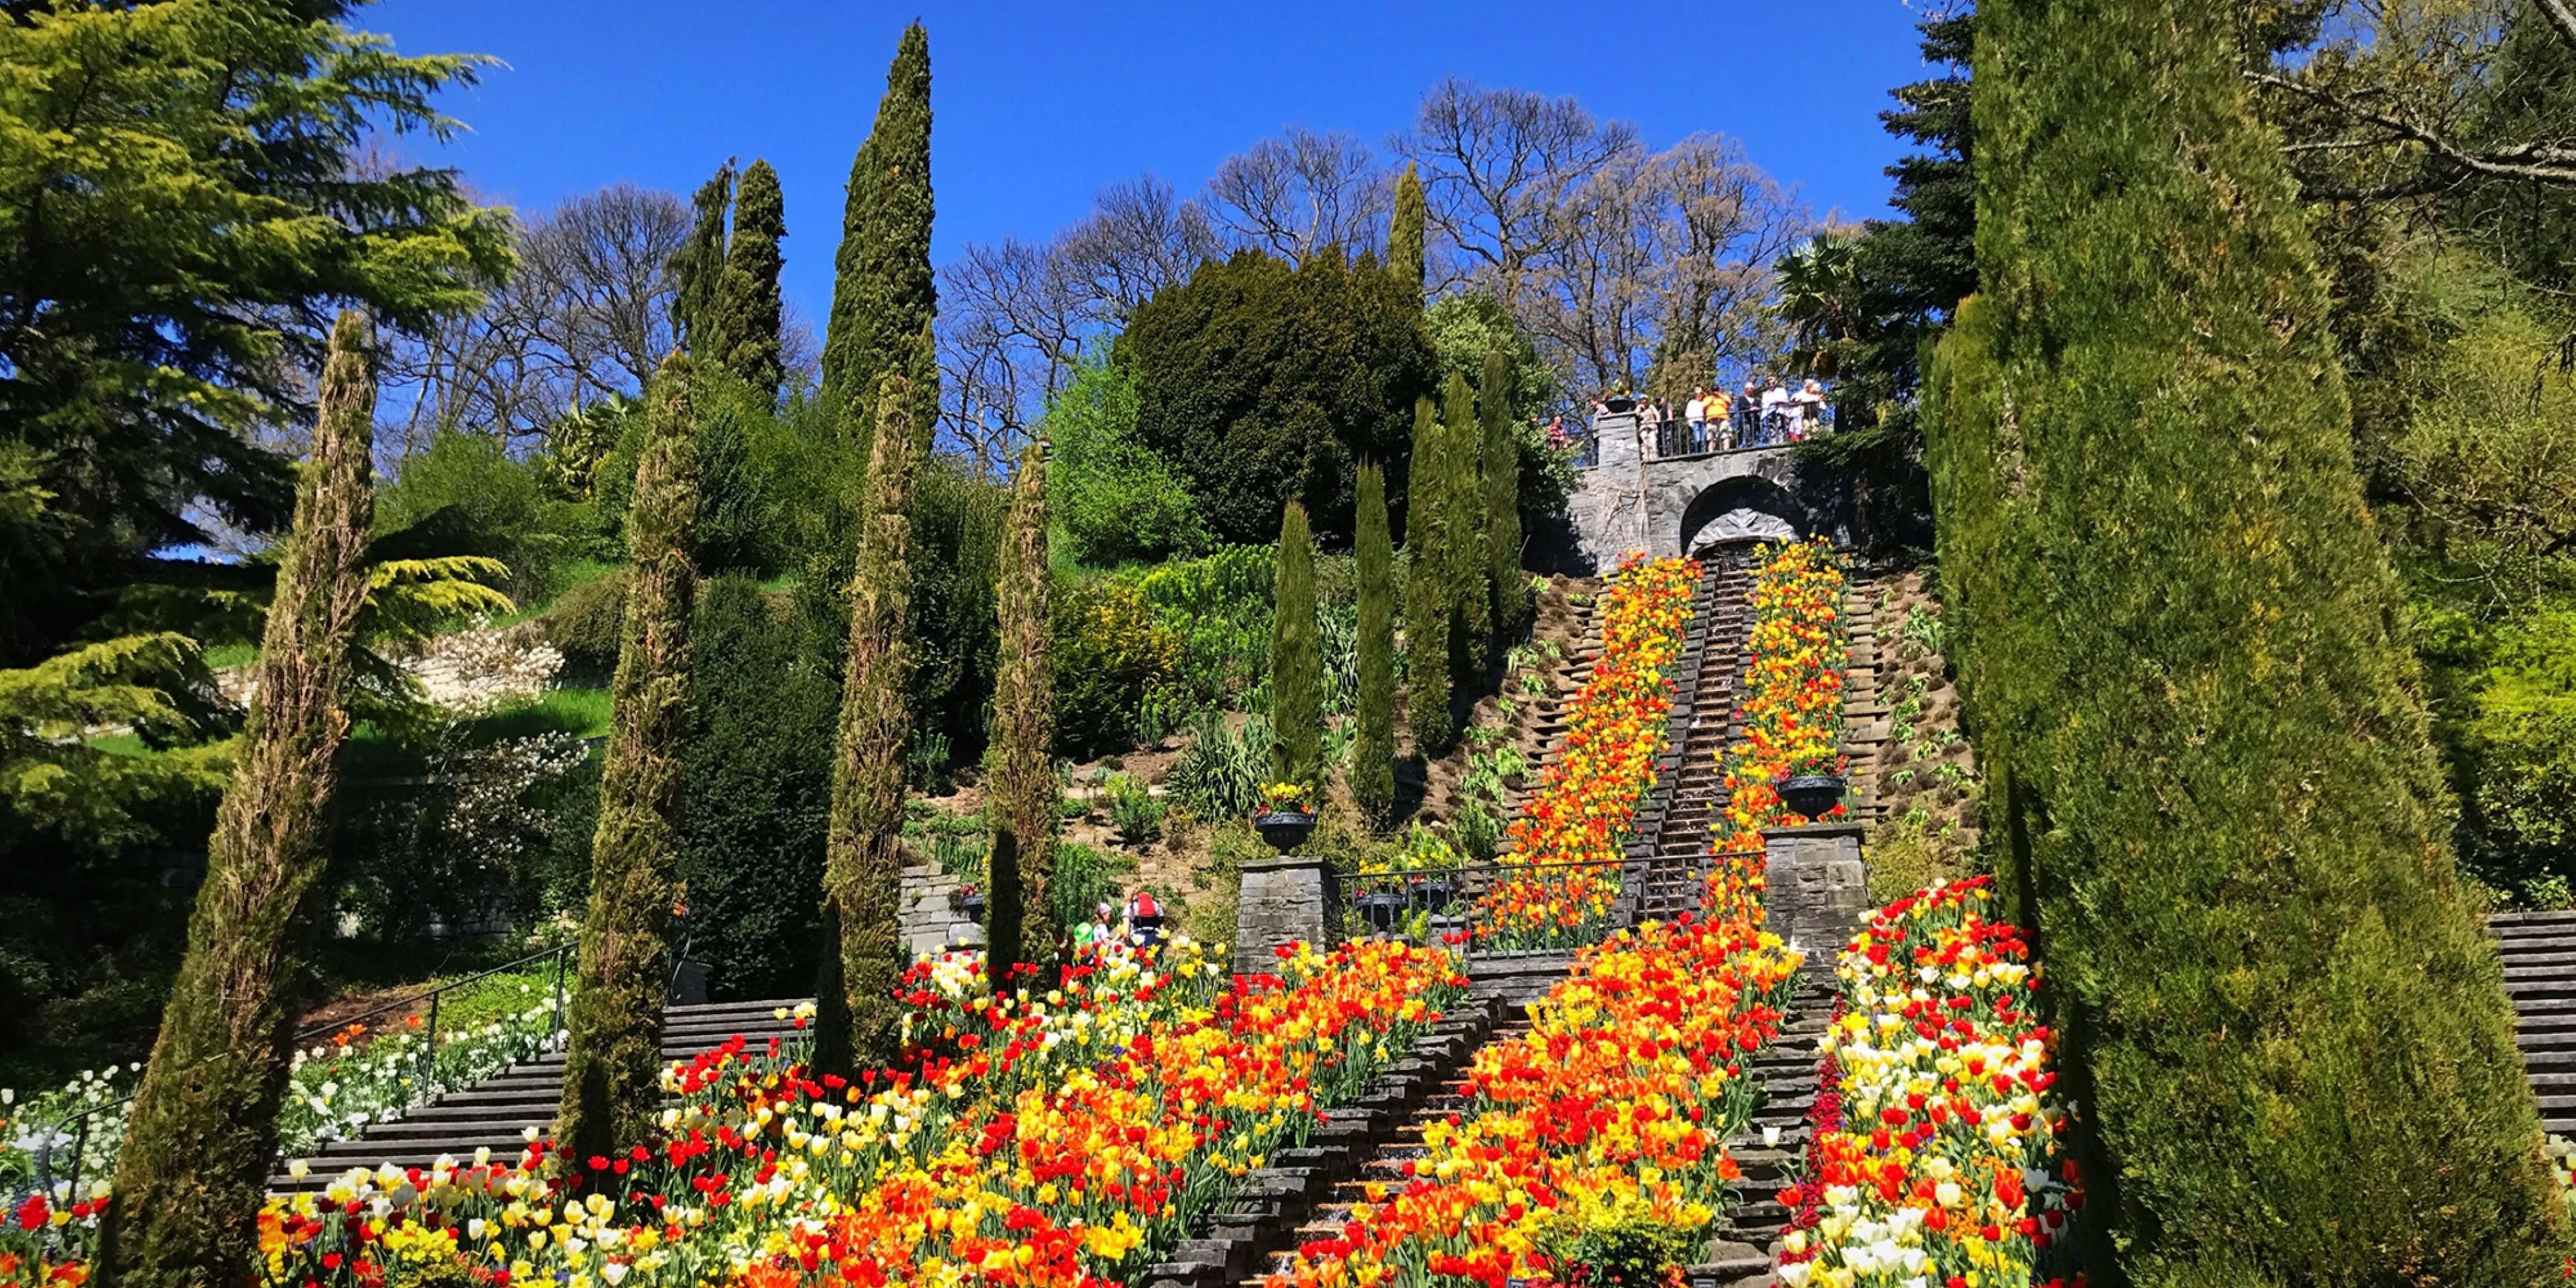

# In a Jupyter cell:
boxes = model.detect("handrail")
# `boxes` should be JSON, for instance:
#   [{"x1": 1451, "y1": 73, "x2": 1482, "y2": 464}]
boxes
[
  {"x1": 27, "y1": 940, "x2": 577, "y2": 1207},
  {"x1": 1329, "y1": 854, "x2": 1702, "y2": 961}
]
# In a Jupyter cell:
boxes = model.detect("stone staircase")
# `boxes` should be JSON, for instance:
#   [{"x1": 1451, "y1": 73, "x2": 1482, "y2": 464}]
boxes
[
  {"x1": 2495, "y1": 910, "x2": 2576, "y2": 1139},
  {"x1": 1496, "y1": 590, "x2": 1602, "y2": 824},
  {"x1": 1627, "y1": 546, "x2": 1758, "y2": 922},
  {"x1": 1690, "y1": 969, "x2": 1833, "y2": 1287},
  {"x1": 270, "y1": 997, "x2": 806, "y2": 1191}
]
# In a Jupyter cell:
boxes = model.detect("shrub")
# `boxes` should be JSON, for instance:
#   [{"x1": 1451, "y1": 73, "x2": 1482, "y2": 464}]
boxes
[
  {"x1": 377, "y1": 428, "x2": 564, "y2": 604},
  {"x1": 1103, "y1": 772, "x2": 1163, "y2": 845},
  {"x1": 1048, "y1": 574, "x2": 1178, "y2": 758},
  {"x1": 1043, "y1": 352, "x2": 1208, "y2": 566},
  {"x1": 541, "y1": 568, "x2": 631, "y2": 678},
  {"x1": 1270, "y1": 503, "x2": 1322, "y2": 788},
  {"x1": 1131, "y1": 544, "x2": 1275, "y2": 713},
  {"x1": 1169, "y1": 710, "x2": 1270, "y2": 822}
]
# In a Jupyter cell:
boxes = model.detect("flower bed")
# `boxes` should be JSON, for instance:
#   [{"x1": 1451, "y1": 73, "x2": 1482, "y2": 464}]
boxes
[
  {"x1": 1482, "y1": 555, "x2": 1698, "y2": 948},
  {"x1": 1775, "y1": 878, "x2": 2081, "y2": 1288},
  {"x1": 5, "y1": 936, "x2": 1462, "y2": 1288},
  {"x1": 1271, "y1": 863, "x2": 1802, "y2": 1287},
  {"x1": 1716, "y1": 538, "x2": 1848, "y2": 856}
]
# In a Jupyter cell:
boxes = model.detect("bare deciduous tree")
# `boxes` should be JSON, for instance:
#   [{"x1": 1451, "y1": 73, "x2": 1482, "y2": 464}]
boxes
[
  {"x1": 1395, "y1": 78, "x2": 1643, "y2": 304},
  {"x1": 1204, "y1": 127, "x2": 1390, "y2": 265}
]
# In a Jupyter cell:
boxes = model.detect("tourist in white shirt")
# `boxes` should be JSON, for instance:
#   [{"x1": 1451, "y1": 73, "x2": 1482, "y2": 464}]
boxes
[{"x1": 1684, "y1": 388, "x2": 1710, "y2": 454}]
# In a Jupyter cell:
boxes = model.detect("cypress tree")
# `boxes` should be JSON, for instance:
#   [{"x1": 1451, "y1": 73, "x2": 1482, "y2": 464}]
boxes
[
  {"x1": 555, "y1": 352, "x2": 698, "y2": 1168},
  {"x1": 986, "y1": 442, "x2": 1055, "y2": 979},
  {"x1": 1404, "y1": 396, "x2": 1454, "y2": 756},
  {"x1": 1478, "y1": 347, "x2": 1523, "y2": 637},
  {"x1": 1440, "y1": 370, "x2": 1489, "y2": 675},
  {"x1": 672, "y1": 161, "x2": 736, "y2": 353},
  {"x1": 709, "y1": 159, "x2": 786, "y2": 400},
  {"x1": 1926, "y1": 1, "x2": 2571, "y2": 1279},
  {"x1": 1390, "y1": 161, "x2": 1427, "y2": 298},
  {"x1": 811, "y1": 370, "x2": 918, "y2": 1076},
  {"x1": 821, "y1": 23, "x2": 937, "y2": 466},
  {"x1": 1271, "y1": 502, "x2": 1322, "y2": 789},
  {"x1": 1352, "y1": 463, "x2": 1397, "y2": 826},
  {"x1": 97, "y1": 313, "x2": 380, "y2": 1286}
]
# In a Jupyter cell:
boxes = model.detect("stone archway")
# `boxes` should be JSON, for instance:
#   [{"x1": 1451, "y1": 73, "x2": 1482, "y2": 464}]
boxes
[{"x1": 1679, "y1": 474, "x2": 1808, "y2": 556}]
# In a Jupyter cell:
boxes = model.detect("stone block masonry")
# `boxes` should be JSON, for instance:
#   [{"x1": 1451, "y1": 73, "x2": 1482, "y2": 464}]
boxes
[
  {"x1": 898, "y1": 864, "x2": 986, "y2": 960},
  {"x1": 1763, "y1": 822, "x2": 1872, "y2": 960},
  {"x1": 1234, "y1": 856, "x2": 1338, "y2": 975}
]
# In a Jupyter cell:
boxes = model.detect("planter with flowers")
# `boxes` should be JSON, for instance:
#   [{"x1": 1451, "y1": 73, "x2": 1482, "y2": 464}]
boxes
[{"x1": 1252, "y1": 781, "x2": 1318, "y2": 854}]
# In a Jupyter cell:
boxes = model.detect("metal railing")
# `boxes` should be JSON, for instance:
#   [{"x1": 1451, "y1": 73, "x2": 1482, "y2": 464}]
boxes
[
  {"x1": 27, "y1": 941, "x2": 575, "y2": 1207},
  {"x1": 1329, "y1": 852, "x2": 1714, "y2": 959}
]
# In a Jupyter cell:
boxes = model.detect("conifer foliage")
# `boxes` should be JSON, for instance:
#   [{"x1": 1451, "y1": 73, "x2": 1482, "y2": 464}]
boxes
[
  {"x1": 1480, "y1": 348, "x2": 1524, "y2": 635},
  {"x1": 1925, "y1": 1, "x2": 2571, "y2": 1279},
  {"x1": 555, "y1": 352, "x2": 699, "y2": 1169},
  {"x1": 813, "y1": 372, "x2": 920, "y2": 1075},
  {"x1": 709, "y1": 159, "x2": 787, "y2": 400},
  {"x1": 986, "y1": 444, "x2": 1056, "y2": 976},
  {"x1": 1390, "y1": 161, "x2": 1428, "y2": 297},
  {"x1": 672, "y1": 161, "x2": 735, "y2": 353},
  {"x1": 1404, "y1": 397, "x2": 1454, "y2": 756},
  {"x1": 1353, "y1": 464, "x2": 1398, "y2": 826},
  {"x1": 822, "y1": 23, "x2": 938, "y2": 462},
  {"x1": 98, "y1": 313, "x2": 382, "y2": 1287},
  {"x1": 1440, "y1": 371, "x2": 1489, "y2": 675},
  {"x1": 1270, "y1": 501, "x2": 1322, "y2": 790}
]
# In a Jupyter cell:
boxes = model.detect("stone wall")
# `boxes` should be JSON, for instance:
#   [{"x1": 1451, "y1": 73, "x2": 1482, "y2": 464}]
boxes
[
  {"x1": 1234, "y1": 856, "x2": 1338, "y2": 975},
  {"x1": 1564, "y1": 412, "x2": 1849, "y2": 571},
  {"x1": 1764, "y1": 822, "x2": 1873, "y2": 958},
  {"x1": 899, "y1": 864, "x2": 988, "y2": 960}
]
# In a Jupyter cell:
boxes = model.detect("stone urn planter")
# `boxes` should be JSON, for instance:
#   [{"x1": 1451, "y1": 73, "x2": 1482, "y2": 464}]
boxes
[
  {"x1": 1410, "y1": 876, "x2": 1456, "y2": 913},
  {"x1": 1778, "y1": 773, "x2": 1848, "y2": 820},
  {"x1": 1254, "y1": 808, "x2": 1318, "y2": 854},
  {"x1": 1356, "y1": 890, "x2": 1408, "y2": 933},
  {"x1": 954, "y1": 886, "x2": 986, "y2": 921}
]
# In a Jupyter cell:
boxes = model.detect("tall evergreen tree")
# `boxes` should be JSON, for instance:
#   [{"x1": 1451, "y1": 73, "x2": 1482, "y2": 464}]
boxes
[
  {"x1": 1404, "y1": 397, "x2": 1454, "y2": 756},
  {"x1": 812, "y1": 372, "x2": 919, "y2": 1075},
  {"x1": 986, "y1": 443, "x2": 1056, "y2": 978},
  {"x1": 555, "y1": 352, "x2": 698, "y2": 1168},
  {"x1": 1478, "y1": 348, "x2": 1524, "y2": 636},
  {"x1": 672, "y1": 161, "x2": 736, "y2": 354},
  {"x1": 1271, "y1": 502, "x2": 1322, "y2": 789},
  {"x1": 1440, "y1": 370, "x2": 1489, "y2": 675},
  {"x1": 820, "y1": 23, "x2": 938, "y2": 466},
  {"x1": 709, "y1": 159, "x2": 786, "y2": 400},
  {"x1": 97, "y1": 313, "x2": 380, "y2": 1286},
  {"x1": 1390, "y1": 162, "x2": 1428, "y2": 297},
  {"x1": 1352, "y1": 464, "x2": 1397, "y2": 826},
  {"x1": 1926, "y1": 1, "x2": 2569, "y2": 1279}
]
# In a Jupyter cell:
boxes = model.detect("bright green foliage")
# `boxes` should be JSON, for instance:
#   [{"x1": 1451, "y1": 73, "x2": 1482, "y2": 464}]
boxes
[
  {"x1": 1269, "y1": 502, "x2": 1322, "y2": 790},
  {"x1": 820, "y1": 23, "x2": 938, "y2": 466},
  {"x1": 1050, "y1": 576, "x2": 1180, "y2": 759},
  {"x1": 1424, "y1": 294, "x2": 1556, "y2": 428},
  {"x1": 813, "y1": 373, "x2": 918, "y2": 1077},
  {"x1": 987, "y1": 445, "x2": 1056, "y2": 975},
  {"x1": 555, "y1": 352, "x2": 698, "y2": 1170},
  {"x1": 1440, "y1": 372, "x2": 1489, "y2": 674},
  {"x1": 1128, "y1": 545, "x2": 1276, "y2": 715},
  {"x1": 0, "y1": 0, "x2": 511, "y2": 666},
  {"x1": 376, "y1": 429, "x2": 563, "y2": 602},
  {"x1": 1479, "y1": 348, "x2": 1524, "y2": 636},
  {"x1": 681, "y1": 576, "x2": 833, "y2": 1001},
  {"x1": 1925, "y1": 2, "x2": 2569, "y2": 1278},
  {"x1": 1390, "y1": 163, "x2": 1427, "y2": 297},
  {"x1": 672, "y1": 160, "x2": 736, "y2": 355},
  {"x1": 1118, "y1": 248, "x2": 1439, "y2": 546},
  {"x1": 1042, "y1": 353, "x2": 1207, "y2": 566},
  {"x1": 1352, "y1": 465, "x2": 1397, "y2": 826},
  {"x1": 99, "y1": 312, "x2": 381, "y2": 1287},
  {"x1": 1404, "y1": 397, "x2": 1454, "y2": 756},
  {"x1": 709, "y1": 159, "x2": 787, "y2": 400},
  {"x1": 690, "y1": 372, "x2": 774, "y2": 576}
]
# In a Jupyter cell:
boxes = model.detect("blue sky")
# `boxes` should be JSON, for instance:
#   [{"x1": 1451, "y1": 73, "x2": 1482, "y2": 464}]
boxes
[{"x1": 371, "y1": 0, "x2": 1937, "y2": 326}]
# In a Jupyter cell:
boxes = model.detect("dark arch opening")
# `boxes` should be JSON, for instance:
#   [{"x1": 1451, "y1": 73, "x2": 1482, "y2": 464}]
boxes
[{"x1": 1678, "y1": 474, "x2": 1808, "y2": 555}]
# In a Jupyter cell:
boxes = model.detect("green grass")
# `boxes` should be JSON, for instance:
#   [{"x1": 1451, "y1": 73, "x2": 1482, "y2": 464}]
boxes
[
  {"x1": 455, "y1": 685, "x2": 614, "y2": 743},
  {"x1": 203, "y1": 642, "x2": 259, "y2": 669},
  {"x1": 491, "y1": 558, "x2": 623, "y2": 628}
]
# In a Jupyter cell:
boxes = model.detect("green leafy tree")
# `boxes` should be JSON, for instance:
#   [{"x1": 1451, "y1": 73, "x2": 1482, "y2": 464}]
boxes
[
  {"x1": 97, "y1": 313, "x2": 381, "y2": 1285},
  {"x1": 0, "y1": 0, "x2": 511, "y2": 666},
  {"x1": 1352, "y1": 464, "x2": 1397, "y2": 826},
  {"x1": 820, "y1": 23, "x2": 937, "y2": 466},
  {"x1": 1270, "y1": 502, "x2": 1322, "y2": 789},
  {"x1": 1390, "y1": 162, "x2": 1428, "y2": 297},
  {"x1": 1042, "y1": 353, "x2": 1207, "y2": 566},
  {"x1": 709, "y1": 159, "x2": 787, "y2": 400},
  {"x1": 1118, "y1": 248, "x2": 1439, "y2": 545},
  {"x1": 555, "y1": 352, "x2": 698, "y2": 1169},
  {"x1": 672, "y1": 159, "x2": 736, "y2": 355},
  {"x1": 812, "y1": 372, "x2": 918, "y2": 1076},
  {"x1": 681, "y1": 575, "x2": 833, "y2": 1001},
  {"x1": 987, "y1": 445, "x2": 1056, "y2": 977},
  {"x1": 1404, "y1": 397, "x2": 1454, "y2": 756},
  {"x1": 1479, "y1": 348, "x2": 1524, "y2": 635},
  {"x1": 1440, "y1": 371, "x2": 1489, "y2": 674},
  {"x1": 1924, "y1": 1, "x2": 2570, "y2": 1278}
]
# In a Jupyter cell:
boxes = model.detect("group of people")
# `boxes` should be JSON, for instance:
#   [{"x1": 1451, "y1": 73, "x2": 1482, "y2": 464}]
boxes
[
  {"x1": 1072, "y1": 889, "x2": 1169, "y2": 951},
  {"x1": 1587, "y1": 376, "x2": 1831, "y2": 456}
]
